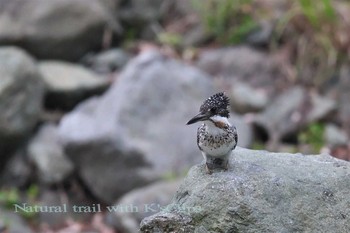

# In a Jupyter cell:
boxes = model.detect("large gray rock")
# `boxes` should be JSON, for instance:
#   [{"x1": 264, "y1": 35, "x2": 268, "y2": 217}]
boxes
[
  {"x1": 0, "y1": 47, "x2": 44, "y2": 170},
  {"x1": 58, "y1": 51, "x2": 217, "y2": 203},
  {"x1": 140, "y1": 147, "x2": 350, "y2": 232},
  {"x1": 39, "y1": 61, "x2": 109, "y2": 110},
  {"x1": 28, "y1": 124, "x2": 74, "y2": 184},
  {"x1": 106, "y1": 180, "x2": 181, "y2": 233},
  {"x1": 0, "y1": 0, "x2": 119, "y2": 61}
]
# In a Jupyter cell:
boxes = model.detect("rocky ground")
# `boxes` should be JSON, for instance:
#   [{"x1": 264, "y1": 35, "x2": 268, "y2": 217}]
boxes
[{"x1": 0, "y1": 0, "x2": 350, "y2": 232}]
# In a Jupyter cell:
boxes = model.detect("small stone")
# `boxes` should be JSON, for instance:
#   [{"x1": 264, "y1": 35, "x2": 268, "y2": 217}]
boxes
[
  {"x1": 325, "y1": 124, "x2": 349, "y2": 146},
  {"x1": 82, "y1": 48, "x2": 132, "y2": 73},
  {"x1": 0, "y1": 208, "x2": 34, "y2": 233},
  {"x1": 28, "y1": 124, "x2": 74, "y2": 184},
  {"x1": 0, "y1": 149, "x2": 32, "y2": 188},
  {"x1": 39, "y1": 61, "x2": 109, "y2": 110},
  {"x1": 246, "y1": 20, "x2": 274, "y2": 47},
  {"x1": 229, "y1": 82, "x2": 269, "y2": 113}
]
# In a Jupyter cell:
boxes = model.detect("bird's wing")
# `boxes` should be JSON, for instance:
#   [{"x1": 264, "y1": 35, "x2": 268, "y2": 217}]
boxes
[
  {"x1": 197, "y1": 124, "x2": 205, "y2": 151},
  {"x1": 232, "y1": 125, "x2": 238, "y2": 149}
]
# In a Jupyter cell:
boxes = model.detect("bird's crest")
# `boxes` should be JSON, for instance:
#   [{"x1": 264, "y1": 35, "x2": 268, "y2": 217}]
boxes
[{"x1": 200, "y1": 92, "x2": 230, "y2": 118}]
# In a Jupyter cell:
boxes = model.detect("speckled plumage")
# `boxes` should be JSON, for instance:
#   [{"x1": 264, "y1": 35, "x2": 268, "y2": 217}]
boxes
[{"x1": 197, "y1": 123, "x2": 237, "y2": 155}]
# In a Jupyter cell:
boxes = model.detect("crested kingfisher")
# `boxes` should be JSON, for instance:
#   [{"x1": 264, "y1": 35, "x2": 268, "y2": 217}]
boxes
[{"x1": 187, "y1": 92, "x2": 238, "y2": 174}]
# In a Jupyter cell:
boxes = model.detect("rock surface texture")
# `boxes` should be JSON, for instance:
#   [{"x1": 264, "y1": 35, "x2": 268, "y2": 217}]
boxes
[{"x1": 140, "y1": 148, "x2": 350, "y2": 233}]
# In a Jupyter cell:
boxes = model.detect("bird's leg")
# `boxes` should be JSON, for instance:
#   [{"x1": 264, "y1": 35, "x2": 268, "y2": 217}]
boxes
[
  {"x1": 205, "y1": 163, "x2": 213, "y2": 175},
  {"x1": 224, "y1": 160, "x2": 229, "y2": 171},
  {"x1": 224, "y1": 159, "x2": 229, "y2": 171}
]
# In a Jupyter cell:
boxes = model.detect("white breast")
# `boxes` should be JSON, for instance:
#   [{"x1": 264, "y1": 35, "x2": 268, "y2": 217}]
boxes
[
  {"x1": 198, "y1": 117, "x2": 236, "y2": 157},
  {"x1": 199, "y1": 140, "x2": 235, "y2": 157}
]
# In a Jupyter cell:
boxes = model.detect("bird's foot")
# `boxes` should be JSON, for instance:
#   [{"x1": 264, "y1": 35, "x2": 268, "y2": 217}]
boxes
[{"x1": 205, "y1": 157, "x2": 229, "y2": 174}]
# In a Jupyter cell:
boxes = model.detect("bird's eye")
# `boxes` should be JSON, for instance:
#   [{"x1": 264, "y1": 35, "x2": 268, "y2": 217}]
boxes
[{"x1": 210, "y1": 107, "x2": 217, "y2": 113}]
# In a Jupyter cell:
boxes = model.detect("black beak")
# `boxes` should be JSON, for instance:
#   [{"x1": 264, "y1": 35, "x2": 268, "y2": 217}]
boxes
[{"x1": 186, "y1": 112, "x2": 210, "y2": 125}]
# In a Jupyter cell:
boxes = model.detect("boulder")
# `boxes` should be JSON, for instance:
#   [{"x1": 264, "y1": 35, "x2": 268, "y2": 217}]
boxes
[
  {"x1": 0, "y1": 0, "x2": 120, "y2": 61},
  {"x1": 27, "y1": 124, "x2": 74, "y2": 185},
  {"x1": 58, "y1": 50, "x2": 217, "y2": 203},
  {"x1": 0, "y1": 46, "x2": 44, "y2": 170},
  {"x1": 38, "y1": 61, "x2": 109, "y2": 110},
  {"x1": 140, "y1": 147, "x2": 350, "y2": 232},
  {"x1": 106, "y1": 180, "x2": 181, "y2": 233}
]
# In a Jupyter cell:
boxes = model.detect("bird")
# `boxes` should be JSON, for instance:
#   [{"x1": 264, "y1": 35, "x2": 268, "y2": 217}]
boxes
[{"x1": 187, "y1": 92, "x2": 238, "y2": 174}]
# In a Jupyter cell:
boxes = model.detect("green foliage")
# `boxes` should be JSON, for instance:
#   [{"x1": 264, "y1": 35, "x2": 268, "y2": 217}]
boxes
[
  {"x1": 251, "y1": 142, "x2": 265, "y2": 150},
  {"x1": 161, "y1": 171, "x2": 178, "y2": 181},
  {"x1": 158, "y1": 32, "x2": 183, "y2": 47},
  {"x1": 275, "y1": 0, "x2": 347, "y2": 87},
  {"x1": 299, "y1": 0, "x2": 336, "y2": 29},
  {"x1": 298, "y1": 123, "x2": 325, "y2": 153},
  {"x1": 192, "y1": 0, "x2": 258, "y2": 44},
  {"x1": 0, "y1": 185, "x2": 39, "y2": 220},
  {"x1": 26, "y1": 184, "x2": 39, "y2": 202},
  {"x1": 161, "y1": 168, "x2": 189, "y2": 181},
  {"x1": 0, "y1": 188, "x2": 20, "y2": 209}
]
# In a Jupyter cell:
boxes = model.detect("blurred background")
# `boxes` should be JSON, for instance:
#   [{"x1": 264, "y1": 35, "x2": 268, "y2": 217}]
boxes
[{"x1": 0, "y1": 0, "x2": 350, "y2": 232}]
